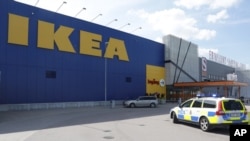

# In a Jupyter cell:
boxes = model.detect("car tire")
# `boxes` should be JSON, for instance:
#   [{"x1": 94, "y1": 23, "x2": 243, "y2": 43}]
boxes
[
  {"x1": 199, "y1": 117, "x2": 210, "y2": 132},
  {"x1": 150, "y1": 103, "x2": 156, "y2": 108},
  {"x1": 172, "y1": 112, "x2": 179, "y2": 123},
  {"x1": 130, "y1": 103, "x2": 136, "y2": 108}
]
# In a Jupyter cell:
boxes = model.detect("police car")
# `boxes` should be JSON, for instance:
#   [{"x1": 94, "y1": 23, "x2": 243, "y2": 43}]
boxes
[{"x1": 169, "y1": 94, "x2": 249, "y2": 131}]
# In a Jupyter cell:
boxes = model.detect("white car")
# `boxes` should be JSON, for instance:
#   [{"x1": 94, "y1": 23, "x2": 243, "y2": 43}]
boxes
[
  {"x1": 124, "y1": 96, "x2": 158, "y2": 108},
  {"x1": 169, "y1": 94, "x2": 249, "y2": 131}
]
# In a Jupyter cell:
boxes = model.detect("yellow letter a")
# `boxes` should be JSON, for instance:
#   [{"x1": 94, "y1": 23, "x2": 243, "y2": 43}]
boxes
[{"x1": 104, "y1": 38, "x2": 129, "y2": 61}]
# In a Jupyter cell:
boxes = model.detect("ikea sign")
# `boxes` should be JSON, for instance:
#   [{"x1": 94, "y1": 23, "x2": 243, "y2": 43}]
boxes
[{"x1": 7, "y1": 13, "x2": 129, "y2": 61}]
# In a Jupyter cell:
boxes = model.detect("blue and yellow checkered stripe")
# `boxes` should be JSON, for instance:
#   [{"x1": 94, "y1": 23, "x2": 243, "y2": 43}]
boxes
[{"x1": 177, "y1": 110, "x2": 248, "y2": 124}]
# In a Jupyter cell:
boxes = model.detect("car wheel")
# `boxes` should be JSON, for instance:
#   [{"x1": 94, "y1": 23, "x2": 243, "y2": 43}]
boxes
[
  {"x1": 150, "y1": 103, "x2": 156, "y2": 108},
  {"x1": 172, "y1": 112, "x2": 179, "y2": 123},
  {"x1": 130, "y1": 103, "x2": 135, "y2": 108},
  {"x1": 199, "y1": 117, "x2": 210, "y2": 131}
]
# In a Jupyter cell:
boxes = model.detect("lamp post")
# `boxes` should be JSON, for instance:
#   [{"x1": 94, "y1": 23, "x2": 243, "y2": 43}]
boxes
[
  {"x1": 106, "y1": 19, "x2": 118, "y2": 26},
  {"x1": 75, "y1": 7, "x2": 86, "y2": 17},
  {"x1": 91, "y1": 13, "x2": 102, "y2": 22},
  {"x1": 118, "y1": 23, "x2": 130, "y2": 30},
  {"x1": 34, "y1": 0, "x2": 39, "y2": 6},
  {"x1": 104, "y1": 42, "x2": 108, "y2": 106},
  {"x1": 131, "y1": 27, "x2": 142, "y2": 33},
  {"x1": 56, "y1": 1, "x2": 67, "y2": 13}
]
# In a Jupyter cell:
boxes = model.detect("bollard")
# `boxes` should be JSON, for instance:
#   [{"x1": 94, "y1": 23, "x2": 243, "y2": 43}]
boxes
[{"x1": 110, "y1": 100, "x2": 115, "y2": 108}]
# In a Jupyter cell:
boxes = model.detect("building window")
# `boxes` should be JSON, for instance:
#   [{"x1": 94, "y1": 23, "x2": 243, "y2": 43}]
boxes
[
  {"x1": 126, "y1": 77, "x2": 131, "y2": 83},
  {"x1": 46, "y1": 70, "x2": 56, "y2": 79}
]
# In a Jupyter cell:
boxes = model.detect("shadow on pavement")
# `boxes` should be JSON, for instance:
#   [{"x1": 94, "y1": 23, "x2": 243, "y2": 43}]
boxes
[{"x1": 0, "y1": 103, "x2": 177, "y2": 134}]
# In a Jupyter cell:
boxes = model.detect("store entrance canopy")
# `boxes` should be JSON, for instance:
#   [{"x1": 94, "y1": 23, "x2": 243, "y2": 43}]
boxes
[
  {"x1": 173, "y1": 80, "x2": 248, "y2": 97},
  {"x1": 174, "y1": 81, "x2": 248, "y2": 87}
]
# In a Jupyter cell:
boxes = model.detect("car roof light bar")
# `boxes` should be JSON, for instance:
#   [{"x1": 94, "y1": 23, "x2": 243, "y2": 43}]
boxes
[{"x1": 196, "y1": 93, "x2": 222, "y2": 98}]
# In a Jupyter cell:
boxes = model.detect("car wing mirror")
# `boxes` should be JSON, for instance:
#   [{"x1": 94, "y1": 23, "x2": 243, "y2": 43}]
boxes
[{"x1": 178, "y1": 104, "x2": 182, "y2": 108}]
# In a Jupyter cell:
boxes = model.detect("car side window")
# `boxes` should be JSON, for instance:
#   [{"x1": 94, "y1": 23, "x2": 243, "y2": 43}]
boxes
[
  {"x1": 146, "y1": 97, "x2": 153, "y2": 100},
  {"x1": 203, "y1": 100, "x2": 216, "y2": 108},
  {"x1": 181, "y1": 100, "x2": 193, "y2": 108},
  {"x1": 192, "y1": 100, "x2": 202, "y2": 108},
  {"x1": 139, "y1": 97, "x2": 145, "y2": 100},
  {"x1": 149, "y1": 97, "x2": 157, "y2": 100}
]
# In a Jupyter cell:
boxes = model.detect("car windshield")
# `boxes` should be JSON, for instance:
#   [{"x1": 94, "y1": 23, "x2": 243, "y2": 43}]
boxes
[{"x1": 223, "y1": 100, "x2": 244, "y2": 110}]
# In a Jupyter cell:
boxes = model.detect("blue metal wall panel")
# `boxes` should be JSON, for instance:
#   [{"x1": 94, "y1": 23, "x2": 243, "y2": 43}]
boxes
[
  {"x1": 5, "y1": 65, "x2": 18, "y2": 103},
  {"x1": 26, "y1": 67, "x2": 38, "y2": 103},
  {"x1": 0, "y1": 0, "x2": 164, "y2": 104}
]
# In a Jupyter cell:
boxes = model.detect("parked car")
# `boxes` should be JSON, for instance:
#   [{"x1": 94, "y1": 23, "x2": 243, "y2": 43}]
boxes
[
  {"x1": 124, "y1": 96, "x2": 158, "y2": 108},
  {"x1": 169, "y1": 94, "x2": 248, "y2": 131}
]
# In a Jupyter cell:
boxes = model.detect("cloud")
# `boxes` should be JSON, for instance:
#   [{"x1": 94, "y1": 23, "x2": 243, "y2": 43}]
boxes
[
  {"x1": 207, "y1": 9, "x2": 229, "y2": 23},
  {"x1": 174, "y1": 0, "x2": 210, "y2": 10},
  {"x1": 209, "y1": 0, "x2": 240, "y2": 9},
  {"x1": 174, "y1": 0, "x2": 241, "y2": 10},
  {"x1": 130, "y1": 8, "x2": 216, "y2": 40}
]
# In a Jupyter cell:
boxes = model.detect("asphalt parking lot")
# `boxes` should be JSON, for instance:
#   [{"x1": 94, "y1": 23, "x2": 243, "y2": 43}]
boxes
[
  {"x1": 0, "y1": 103, "x2": 173, "y2": 141},
  {"x1": 0, "y1": 103, "x2": 249, "y2": 141}
]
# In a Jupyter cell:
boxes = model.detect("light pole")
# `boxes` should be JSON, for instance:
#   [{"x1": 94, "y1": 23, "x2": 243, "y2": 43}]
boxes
[
  {"x1": 106, "y1": 19, "x2": 118, "y2": 26},
  {"x1": 118, "y1": 23, "x2": 130, "y2": 30},
  {"x1": 131, "y1": 27, "x2": 142, "y2": 33},
  {"x1": 34, "y1": 0, "x2": 39, "y2": 6},
  {"x1": 56, "y1": 1, "x2": 67, "y2": 13},
  {"x1": 91, "y1": 13, "x2": 102, "y2": 22},
  {"x1": 75, "y1": 7, "x2": 86, "y2": 17},
  {"x1": 104, "y1": 42, "x2": 108, "y2": 106}
]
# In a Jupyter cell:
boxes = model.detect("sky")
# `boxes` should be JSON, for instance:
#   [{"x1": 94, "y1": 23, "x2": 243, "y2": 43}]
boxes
[{"x1": 14, "y1": 0, "x2": 250, "y2": 69}]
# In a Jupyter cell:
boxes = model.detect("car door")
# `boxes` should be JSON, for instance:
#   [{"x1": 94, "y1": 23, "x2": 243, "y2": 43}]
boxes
[
  {"x1": 178, "y1": 99, "x2": 193, "y2": 121},
  {"x1": 136, "y1": 97, "x2": 145, "y2": 107},
  {"x1": 190, "y1": 99, "x2": 203, "y2": 123}
]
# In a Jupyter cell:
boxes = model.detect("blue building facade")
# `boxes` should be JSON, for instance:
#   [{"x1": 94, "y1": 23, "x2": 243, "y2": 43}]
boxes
[{"x1": 0, "y1": 0, "x2": 165, "y2": 104}]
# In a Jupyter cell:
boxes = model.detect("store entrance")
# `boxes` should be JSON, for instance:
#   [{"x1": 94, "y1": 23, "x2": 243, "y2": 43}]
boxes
[{"x1": 166, "y1": 87, "x2": 198, "y2": 102}]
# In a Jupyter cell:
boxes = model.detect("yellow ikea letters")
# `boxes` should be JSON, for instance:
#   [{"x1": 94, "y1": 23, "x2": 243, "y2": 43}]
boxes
[
  {"x1": 38, "y1": 20, "x2": 76, "y2": 53},
  {"x1": 80, "y1": 30, "x2": 102, "y2": 57},
  {"x1": 105, "y1": 38, "x2": 129, "y2": 61},
  {"x1": 8, "y1": 13, "x2": 29, "y2": 46},
  {"x1": 8, "y1": 13, "x2": 129, "y2": 62}
]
